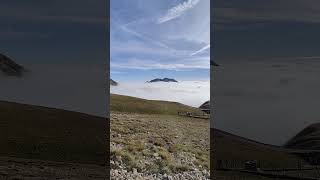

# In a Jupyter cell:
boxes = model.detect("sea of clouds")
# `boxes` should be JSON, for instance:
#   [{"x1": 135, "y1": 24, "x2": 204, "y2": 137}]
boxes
[
  {"x1": 0, "y1": 64, "x2": 108, "y2": 117},
  {"x1": 0, "y1": 63, "x2": 209, "y2": 117},
  {"x1": 213, "y1": 59, "x2": 320, "y2": 145},
  {"x1": 111, "y1": 80, "x2": 210, "y2": 108}
]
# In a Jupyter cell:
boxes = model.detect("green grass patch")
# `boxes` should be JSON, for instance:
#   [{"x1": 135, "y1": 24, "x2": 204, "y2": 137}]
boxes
[{"x1": 110, "y1": 94, "x2": 204, "y2": 115}]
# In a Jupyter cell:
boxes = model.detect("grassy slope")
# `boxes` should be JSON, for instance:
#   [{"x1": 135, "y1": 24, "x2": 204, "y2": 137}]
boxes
[
  {"x1": 0, "y1": 101, "x2": 107, "y2": 164},
  {"x1": 213, "y1": 129, "x2": 306, "y2": 168},
  {"x1": 111, "y1": 113, "x2": 210, "y2": 173},
  {"x1": 110, "y1": 94, "x2": 204, "y2": 115},
  {"x1": 110, "y1": 94, "x2": 210, "y2": 174}
]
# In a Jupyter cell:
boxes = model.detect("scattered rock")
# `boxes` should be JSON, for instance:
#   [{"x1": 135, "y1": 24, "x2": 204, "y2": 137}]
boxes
[
  {"x1": 133, "y1": 168, "x2": 137, "y2": 175},
  {"x1": 153, "y1": 153, "x2": 159, "y2": 157}
]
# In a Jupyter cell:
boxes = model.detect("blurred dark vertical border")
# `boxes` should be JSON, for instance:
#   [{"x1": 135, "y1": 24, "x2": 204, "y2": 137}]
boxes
[
  {"x1": 106, "y1": 0, "x2": 111, "y2": 178},
  {"x1": 210, "y1": 0, "x2": 215, "y2": 178},
  {"x1": 0, "y1": 0, "x2": 110, "y2": 178}
]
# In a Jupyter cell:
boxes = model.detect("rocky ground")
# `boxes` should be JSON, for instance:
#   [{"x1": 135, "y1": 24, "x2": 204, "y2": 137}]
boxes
[
  {"x1": 0, "y1": 156, "x2": 108, "y2": 180},
  {"x1": 110, "y1": 112, "x2": 210, "y2": 180}
]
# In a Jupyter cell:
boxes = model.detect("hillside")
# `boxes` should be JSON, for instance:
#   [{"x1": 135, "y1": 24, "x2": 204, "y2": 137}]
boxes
[
  {"x1": 213, "y1": 129, "x2": 305, "y2": 168},
  {"x1": 110, "y1": 94, "x2": 210, "y2": 179},
  {"x1": 110, "y1": 112, "x2": 209, "y2": 179},
  {"x1": 0, "y1": 53, "x2": 25, "y2": 76},
  {"x1": 0, "y1": 156, "x2": 108, "y2": 179},
  {"x1": 110, "y1": 93, "x2": 204, "y2": 115},
  {"x1": 285, "y1": 123, "x2": 320, "y2": 150},
  {"x1": 0, "y1": 100, "x2": 107, "y2": 164},
  {"x1": 199, "y1": 101, "x2": 210, "y2": 109}
]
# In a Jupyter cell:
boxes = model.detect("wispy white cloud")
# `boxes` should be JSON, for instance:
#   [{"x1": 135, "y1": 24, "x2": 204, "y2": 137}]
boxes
[
  {"x1": 157, "y1": 0, "x2": 201, "y2": 24},
  {"x1": 111, "y1": 57, "x2": 209, "y2": 71},
  {"x1": 190, "y1": 44, "x2": 210, "y2": 56},
  {"x1": 111, "y1": 38, "x2": 193, "y2": 58},
  {"x1": 111, "y1": 0, "x2": 210, "y2": 80},
  {"x1": 110, "y1": 70, "x2": 126, "y2": 74},
  {"x1": 112, "y1": 19, "x2": 196, "y2": 56},
  {"x1": 119, "y1": 24, "x2": 173, "y2": 51}
]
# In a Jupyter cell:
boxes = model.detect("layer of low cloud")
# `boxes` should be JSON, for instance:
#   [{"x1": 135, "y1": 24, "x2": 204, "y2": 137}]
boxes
[
  {"x1": 213, "y1": 58, "x2": 320, "y2": 145},
  {"x1": 111, "y1": 56, "x2": 209, "y2": 71},
  {"x1": 111, "y1": 80, "x2": 209, "y2": 108},
  {"x1": 0, "y1": 64, "x2": 107, "y2": 117}
]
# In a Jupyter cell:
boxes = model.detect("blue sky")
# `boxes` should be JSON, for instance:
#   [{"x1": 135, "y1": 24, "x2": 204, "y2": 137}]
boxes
[
  {"x1": 0, "y1": 0, "x2": 107, "y2": 65},
  {"x1": 111, "y1": 0, "x2": 210, "y2": 82},
  {"x1": 213, "y1": 0, "x2": 320, "y2": 62}
]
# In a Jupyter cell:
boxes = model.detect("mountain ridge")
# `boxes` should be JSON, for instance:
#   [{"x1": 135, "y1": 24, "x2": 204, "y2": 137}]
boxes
[
  {"x1": 110, "y1": 79, "x2": 118, "y2": 86},
  {"x1": 0, "y1": 53, "x2": 26, "y2": 76},
  {"x1": 146, "y1": 78, "x2": 178, "y2": 83},
  {"x1": 284, "y1": 123, "x2": 320, "y2": 150}
]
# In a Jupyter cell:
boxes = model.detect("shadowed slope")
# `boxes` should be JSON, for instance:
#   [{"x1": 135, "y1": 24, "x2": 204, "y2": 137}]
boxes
[
  {"x1": 1, "y1": 101, "x2": 107, "y2": 164},
  {"x1": 285, "y1": 123, "x2": 320, "y2": 150},
  {"x1": 213, "y1": 129, "x2": 305, "y2": 167}
]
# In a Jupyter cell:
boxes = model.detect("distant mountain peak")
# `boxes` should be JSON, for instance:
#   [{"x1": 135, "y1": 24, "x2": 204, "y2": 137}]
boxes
[
  {"x1": 0, "y1": 53, "x2": 25, "y2": 76},
  {"x1": 110, "y1": 79, "x2": 118, "y2": 86},
  {"x1": 210, "y1": 60, "x2": 220, "y2": 66},
  {"x1": 146, "y1": 78, "x2": 178, "y2": 83}
]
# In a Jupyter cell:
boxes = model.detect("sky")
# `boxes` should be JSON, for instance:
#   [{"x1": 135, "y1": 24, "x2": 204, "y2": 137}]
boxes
[
  {"x1": 111, "y1": 0, "x2": 210, "y2": 82},
  {"x1": 213, "y1": 0, "x2": 320, "y2": 61},
  {"x1": 212, "y1": 0, "x2": 320, "y2": 145},
  {"x1": 0, "y1": 0, "x2": 107, "y2": 65},
  {"x1": 0, "y1": 0, "x2": 108, "y2": 117}
]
